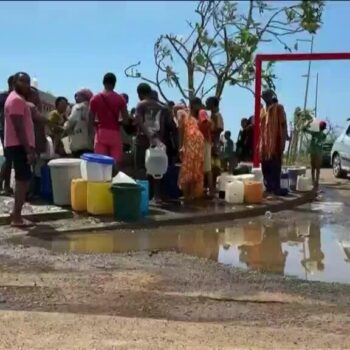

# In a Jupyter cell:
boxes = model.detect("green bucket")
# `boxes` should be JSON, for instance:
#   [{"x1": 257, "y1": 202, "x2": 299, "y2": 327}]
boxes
[{"x1": 111, "y1": 183, "x2": 143, "y2": 222}]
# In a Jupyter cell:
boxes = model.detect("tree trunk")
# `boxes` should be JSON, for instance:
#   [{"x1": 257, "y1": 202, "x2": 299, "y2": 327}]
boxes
[
  {"x1": 188, "y1": 64, "x2": 194, "y2": 100},
  {"x1": 215, "y1": 79, "x2": 225, "y2": 99}
]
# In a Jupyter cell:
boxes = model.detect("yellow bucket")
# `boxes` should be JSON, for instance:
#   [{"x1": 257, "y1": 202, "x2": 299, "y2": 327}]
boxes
[
  {"x1": 87, "y1": 182, "x2": 113, "y2": 215},
  {"x1": 71, "y1": 179, "x2": 87, "y2": 212}
]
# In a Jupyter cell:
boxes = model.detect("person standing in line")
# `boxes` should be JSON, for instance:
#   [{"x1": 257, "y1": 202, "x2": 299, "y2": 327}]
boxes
[
  {"x1": 48, "y1": 96, "x2": 69, "y2": 156},
  {"x1": 0, "y1": 75, "x2": 14, "y2": 195},
  {"x1": 4, "y1": 72, "x2": 36, "y2": 227},
  {"x1": 64, "y1": 88, "x2": 94, "y2": 158},
  {"x1": 134, "y1": 84, "x2": 167, "y2": 201},
  {"x1": 260, "y1": 90, "x2": 288, "y2": 196},
  {"x1": 236, "y1": 118, "x2": 249, "y2": 163},
  {"x1": 221, "y1": 131, "x2": 235, "y2": 173},
  {"x1": 198, "y1": 108, "x2": 214, "y2": 197},
  {"x1": 89, "y1": 73, "x2": 128, "y2": 164},
  {"x1": 150, "y1": 89, "x2": 178, "y2": 167},
  {"x1": 27, "y1": 86, "x2": 49, "y2": 200},
  {"x1": 177, "y1": 98, "x2": 205, "y2": 201},
  {"x1": 245, "y1": 116, "x2": 254, "y2": 162},
  {"x1": 206, "y1": 96, "x2": 224, "y2": 183},
  {"x1": 120, "y1": 93, "x2": 137, "y2": 153}
]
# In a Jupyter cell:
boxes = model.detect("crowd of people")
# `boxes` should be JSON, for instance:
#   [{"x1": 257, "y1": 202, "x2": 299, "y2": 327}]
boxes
[
  {"x1": 0, "y1": 71, "x2": 324, "y2": 227},
  {"x1": 0, "y1": 72, "x2": 238, "y2": 226}
]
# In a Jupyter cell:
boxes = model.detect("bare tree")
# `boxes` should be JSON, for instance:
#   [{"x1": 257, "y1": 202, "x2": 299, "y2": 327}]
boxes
[{"x1": 125, "y1": 0, "x2": 324, "y2": 101}]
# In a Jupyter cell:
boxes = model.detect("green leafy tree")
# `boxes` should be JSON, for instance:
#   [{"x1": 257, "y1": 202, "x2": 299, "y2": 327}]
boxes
[{"x1": 125, "y1": 0, "x2": 324, "y2": 102}]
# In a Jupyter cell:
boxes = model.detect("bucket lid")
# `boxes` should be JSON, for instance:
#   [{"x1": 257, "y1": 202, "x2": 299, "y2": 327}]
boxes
[
  {"x1": 81, "y1": 153, "x2": 115, "y2": 165},
  {"x1": 111, "y1": 183, "x2": 143, "y2": 191},
  {"x1": 48, "y1": 158, "x2": 82, "y2": 167}
]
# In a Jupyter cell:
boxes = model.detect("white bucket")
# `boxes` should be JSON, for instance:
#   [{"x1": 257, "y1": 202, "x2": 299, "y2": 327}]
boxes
[
  {"x1": 49, "y1": 158, "x2": 82, "y2": 206},
  {"x1": 80, "y1": 154, "x2": 114, "y2": 182}
]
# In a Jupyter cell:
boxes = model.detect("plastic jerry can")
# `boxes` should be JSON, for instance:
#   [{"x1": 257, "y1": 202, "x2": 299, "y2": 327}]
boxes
[
  {"x1": 244, "y1": 181, "x2": 264, "y2": 204},
  {"x1": 308, "y1": 119, "x2": 322, "y2": 132},
  {"x1": 218, "y1": 173, "x2": 235, "y2": 199},
  {"x1": 136, "y1": 180, "x2": 149, "y2": 216},
  {"x1": 71, "y1": 179, "x2": 87, "y2": 212},
  {"x1": 225, "y1": 180, "x2": 244, "y2": 204},
  {"x1": 296, "y1": 175, "x2": 313, "y2": 192},
  {"x1": 145, "y1": 145, "x2": 168, "y2": 179},
  {"x1": 87, "y1": 182, "x2": 114, "y2": 215}
]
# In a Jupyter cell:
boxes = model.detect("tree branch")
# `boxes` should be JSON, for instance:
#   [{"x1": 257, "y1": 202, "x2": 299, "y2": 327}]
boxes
[
  {"x1": 164, "y1": 36, "x2": 188, "y2": 63},
  {"x1": 201, "y1": 83, "x2": 217, "y2": 99}
]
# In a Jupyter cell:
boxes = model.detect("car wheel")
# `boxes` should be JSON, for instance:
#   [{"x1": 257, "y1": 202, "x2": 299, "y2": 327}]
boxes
[{"x1": 333, "y1": 154, "x2": 347, "y2": 178}]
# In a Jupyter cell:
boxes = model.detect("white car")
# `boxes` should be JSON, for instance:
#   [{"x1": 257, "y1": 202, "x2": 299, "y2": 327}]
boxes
[{"x1": 331, "y1": 121, "x2": 350, "y2": 178}]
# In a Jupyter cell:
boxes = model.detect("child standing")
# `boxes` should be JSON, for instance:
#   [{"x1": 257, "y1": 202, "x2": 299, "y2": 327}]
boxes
[
  {"x1": 221, "y1": 131, "x2": 235, "y2": 173},
  {"x1": 303, "y1": 120, "x2": 327, "y2": 191}
]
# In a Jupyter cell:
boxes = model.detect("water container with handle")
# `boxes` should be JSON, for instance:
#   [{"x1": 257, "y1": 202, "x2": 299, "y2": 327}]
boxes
[
  {"x1": 218, "y1": 173, "x2": 235, "y2": 199},
  {"x1": 288, "y1": 167, "x2": 306, "y2": 191},
  {"x1": 40, "y1": 136, "x2": 55, "y2": 160},
  {"x1": 225, "y1": 180, "x2": 244, "y2": 204},
  {"x1": 145, "y1": 145, "x2": 168, "y2": 179},
  {"x1": 218, "y1": 172, "x2": 229, "y2": 198},
  {"x1": 296, "y1": 175, "x2": 313, "y2": 192},
  {"x1": 307, "y1": 119, "x2": 322, "y2": 132},
  {"x1": 244, "y1": 181, "x2": 264, "y2": 204}
]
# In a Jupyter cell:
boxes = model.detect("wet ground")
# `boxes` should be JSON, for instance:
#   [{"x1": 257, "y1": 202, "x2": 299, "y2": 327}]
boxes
[
  {"x1": 1, "y1": 169, "x2": 350, "y2": 349},
  {"x1": 8, "y1": 186, "x2": 350, "y2": 284}
]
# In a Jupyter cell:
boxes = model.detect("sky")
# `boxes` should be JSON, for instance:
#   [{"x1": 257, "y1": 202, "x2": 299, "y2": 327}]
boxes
[{"x1": 1, "y1": 0, "x2": 350, "y2": 137}]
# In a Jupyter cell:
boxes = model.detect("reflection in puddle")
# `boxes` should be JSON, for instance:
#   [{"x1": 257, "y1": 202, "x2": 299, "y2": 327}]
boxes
[
  {"x1": 311, "y1": 202, "x2": 344, "y2": 213},
  {"x1": 10, "y1": 221, "x2": 350, "y2": 284}
]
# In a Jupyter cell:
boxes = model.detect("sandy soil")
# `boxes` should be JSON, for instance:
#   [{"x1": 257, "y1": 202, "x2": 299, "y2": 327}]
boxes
[
  {"x1": 0, "y1": 170, "x2": 349, "y2": 349},
  {"x1": 0, "y1": 240, "x2": 349, "y2": 350}
]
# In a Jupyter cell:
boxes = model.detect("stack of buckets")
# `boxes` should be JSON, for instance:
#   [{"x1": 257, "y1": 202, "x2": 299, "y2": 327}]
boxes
[
  {"x1": 70, "y1": 154, "x2": 115, "y2": 215},
  {"x1": 70, "y1": 154, "x2": 148, "y2": 222}
]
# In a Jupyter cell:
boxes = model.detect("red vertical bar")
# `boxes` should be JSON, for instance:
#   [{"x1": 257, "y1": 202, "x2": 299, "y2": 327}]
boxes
[{"x1": 253, "y1": 56, "x2": 262, "y2": 167}]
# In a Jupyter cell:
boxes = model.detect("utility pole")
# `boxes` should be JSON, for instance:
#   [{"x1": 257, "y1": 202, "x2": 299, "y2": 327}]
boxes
[
  {"x1": 297, "y1": 36, "x2": 314, "y2": 156},
  {"x1": 315, "y1": 72, "x2": 319, "y2": 118},
  {"x1": 303, "y1": 36, "x2": 314, "y2": 112}
]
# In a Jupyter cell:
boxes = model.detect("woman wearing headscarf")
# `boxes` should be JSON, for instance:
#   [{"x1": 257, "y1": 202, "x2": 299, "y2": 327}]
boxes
[
  {"x1": 177, "y1": 98, "x2": 205, "y2": 201},
  {"x1": 64, "y1": 89, "x2": 94, "y2": 158}
]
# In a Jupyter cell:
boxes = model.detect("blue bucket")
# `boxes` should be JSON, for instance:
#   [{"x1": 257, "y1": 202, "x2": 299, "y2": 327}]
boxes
[
  {"x1": 136, "y1": 180, "x2": 149, "y2": 216},
  {"x1": 40, "y1": 163, "x2": 53, "y2": 202}
]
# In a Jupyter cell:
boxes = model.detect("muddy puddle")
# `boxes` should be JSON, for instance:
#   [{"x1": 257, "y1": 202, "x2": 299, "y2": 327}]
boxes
[{"x1": 9, "y1": 215, "x2": 350, "y2": 284}]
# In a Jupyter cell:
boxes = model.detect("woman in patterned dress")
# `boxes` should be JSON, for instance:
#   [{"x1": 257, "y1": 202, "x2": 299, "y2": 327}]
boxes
[{"x1": 177, "y1": 98, "x2": 205, "y2": 201}]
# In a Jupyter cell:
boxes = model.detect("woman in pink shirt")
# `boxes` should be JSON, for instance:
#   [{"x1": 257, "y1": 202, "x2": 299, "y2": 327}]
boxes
[{"x1": 90, "y1": 73, "x2": 128, "y2": 164}]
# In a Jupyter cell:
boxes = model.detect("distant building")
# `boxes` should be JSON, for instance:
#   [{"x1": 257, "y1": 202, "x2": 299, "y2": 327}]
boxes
[{"x1": 38, "y1": 90, "x2": 56, "y2": 115}]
